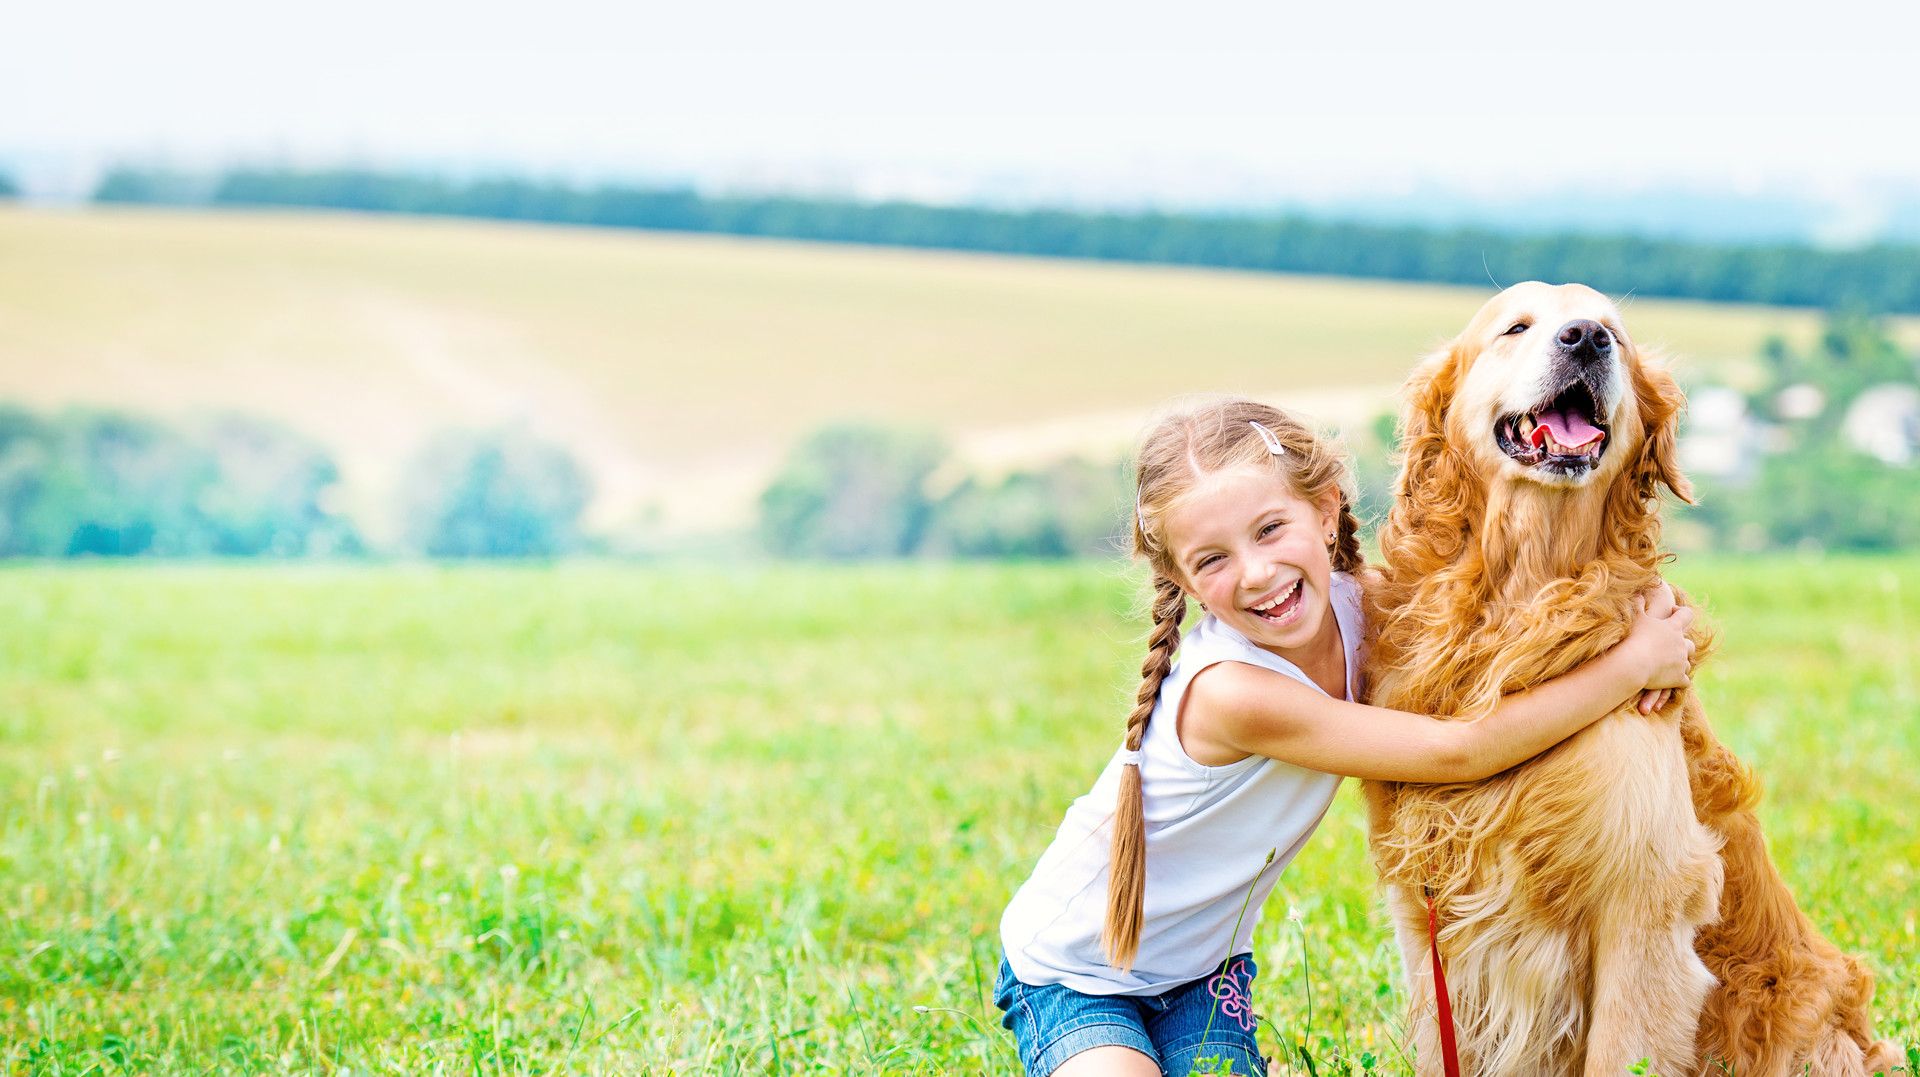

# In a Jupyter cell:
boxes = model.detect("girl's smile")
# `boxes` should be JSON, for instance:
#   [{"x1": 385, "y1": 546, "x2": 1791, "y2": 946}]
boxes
[{"x1": 1248, "y1": 578, "x2": 1305, "y2": 625}]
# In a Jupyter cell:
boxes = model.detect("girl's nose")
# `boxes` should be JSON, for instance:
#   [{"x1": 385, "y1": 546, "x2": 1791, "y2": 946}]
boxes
[{"x1": 1241, "y1": 561, "x2": 1277, "y2": 594}]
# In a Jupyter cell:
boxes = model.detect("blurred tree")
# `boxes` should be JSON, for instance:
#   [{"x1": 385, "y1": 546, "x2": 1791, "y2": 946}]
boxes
[
  {"x1": 398, "y1": 428, "x2": 591, "y2": 558},
  {"x1": 0, "y1": 407, "x2": 54, "y2": 555},
  {"x1": 0, "y1": 407, "x2": 360, "y2": 558},
  {"x1": 759, "y1": 424, "x2": 946, "y2": 559},
  {"x1": 53, "y1": 410, "x2": 216, "y2": 555},
  {"x1": 193, "y1": 414, "x2": 362, "y2": 555},
  {"x1": 1739, "y1": 443, "x2": 1920, "y2": 550},
  {"x1": 0, "y1": 172, "x2": 18, "y2": 199},
  {"x1": 1751, "y1": 311, "x2": 1916, "y2": 434},
  {"x1": 923, "y1": 457, "x2": 1128, "y2": 559}
]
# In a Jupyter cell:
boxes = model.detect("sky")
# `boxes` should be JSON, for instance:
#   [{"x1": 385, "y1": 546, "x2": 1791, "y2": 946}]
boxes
[{"x1": 8, "y1": 0, "x2": 1920, "y2": 226}]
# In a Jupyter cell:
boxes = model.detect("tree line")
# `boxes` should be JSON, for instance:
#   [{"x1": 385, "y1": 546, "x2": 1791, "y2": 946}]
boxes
[{"x1": 92, "y1": 166, "x2": 1920, "y2": 313}]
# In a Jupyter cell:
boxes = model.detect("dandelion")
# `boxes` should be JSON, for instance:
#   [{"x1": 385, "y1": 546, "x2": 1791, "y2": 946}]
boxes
[{"x1": 911, "y1": 1003, "x2": 1002, "y2": 1045}]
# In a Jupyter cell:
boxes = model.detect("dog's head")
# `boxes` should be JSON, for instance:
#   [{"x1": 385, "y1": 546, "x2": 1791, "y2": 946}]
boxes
[{"x1": 1402, "y1": 281, "x2": 1690, "y2": 511}]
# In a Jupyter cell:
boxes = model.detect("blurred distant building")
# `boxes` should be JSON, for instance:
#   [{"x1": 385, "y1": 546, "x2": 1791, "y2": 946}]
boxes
[
  {"x1": 1678, "y1": 386, "x2": 1764, "y2": 483},
  {"x1": 1841, "y1": 383, "x2": 1920, "y2": 465}
]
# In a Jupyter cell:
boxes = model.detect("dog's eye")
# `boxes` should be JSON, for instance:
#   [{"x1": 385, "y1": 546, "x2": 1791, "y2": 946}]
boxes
[{"x1": 1504, "y1": 322, "x2": 1530, "y2": 336}]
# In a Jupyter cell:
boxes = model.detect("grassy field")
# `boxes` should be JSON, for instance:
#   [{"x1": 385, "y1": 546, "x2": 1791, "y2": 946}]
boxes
[
  {"x1": 2, "y1": 558, "x2": 1915, "y2": 1074},
  {"x1": 1, "y1": 205, "x2": 1898, "y2": 538}
]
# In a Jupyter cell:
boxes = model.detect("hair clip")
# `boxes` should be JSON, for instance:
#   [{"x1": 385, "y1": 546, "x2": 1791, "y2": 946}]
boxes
[{"x1": 1248, "y1": 421, "x2": 1286, "y2": 456}]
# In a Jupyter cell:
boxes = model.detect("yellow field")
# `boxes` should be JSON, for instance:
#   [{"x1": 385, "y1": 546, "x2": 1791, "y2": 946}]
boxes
[{"x1": 0, "y1": 205, "x2": 1890, "y2": 537}]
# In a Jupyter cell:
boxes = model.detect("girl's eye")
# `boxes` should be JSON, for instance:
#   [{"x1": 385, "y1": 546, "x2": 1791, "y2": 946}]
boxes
[
  {"x1": 1259, "y1": 522, "x2": 1282, "y2": 538},
  {"x1": 1195, "y1": 554, "x2": 1223, "y2": 572},
  {"x1": 1504, "y1": 322, "x2": 1530, "y2": 336}
]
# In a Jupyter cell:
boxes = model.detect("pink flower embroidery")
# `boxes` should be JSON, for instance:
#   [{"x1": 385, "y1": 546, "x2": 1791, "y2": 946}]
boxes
[{"x1": 1207, "y1": 956, "x2": 1256, "y2": 1032}]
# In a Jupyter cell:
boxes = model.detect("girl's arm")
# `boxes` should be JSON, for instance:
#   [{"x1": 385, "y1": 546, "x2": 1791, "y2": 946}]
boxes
[{"x1": 1184, "y1": 585, "x2": 1696, "y2": 783}]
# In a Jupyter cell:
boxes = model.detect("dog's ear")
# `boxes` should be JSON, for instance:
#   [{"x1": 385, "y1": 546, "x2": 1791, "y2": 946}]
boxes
[
  {"x1": 1631, "y1": 353, "x2": 1693, "y2": 505},
  {"x1": 1376, "y1": 337, "x2": 1480, "y2": 583},
  {"x1": 1395, "y1": 339, "x2": 1471, "y2": 504}
]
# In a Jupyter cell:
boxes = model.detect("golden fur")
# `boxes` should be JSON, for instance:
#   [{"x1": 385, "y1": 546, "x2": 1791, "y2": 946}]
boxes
[{"x1": 1362, "y1": 283, "x2": 1900, "y2": 1076}]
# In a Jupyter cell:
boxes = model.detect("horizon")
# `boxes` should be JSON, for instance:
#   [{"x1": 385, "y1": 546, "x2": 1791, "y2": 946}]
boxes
[
  {"x1": 17, "y1": 160, "x2": 1920, "y2": 250},
  {"x1": 9, "y1": 1, "x2": 1920, "y2": 243}
]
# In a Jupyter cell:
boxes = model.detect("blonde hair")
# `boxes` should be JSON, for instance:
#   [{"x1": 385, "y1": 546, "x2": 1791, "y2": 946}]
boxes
[{"x1": 1102, "y1": 398, "x2": 1364, "y2": 970}]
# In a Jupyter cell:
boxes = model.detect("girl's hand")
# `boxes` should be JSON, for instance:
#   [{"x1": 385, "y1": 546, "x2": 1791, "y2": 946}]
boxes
[{"x1": 1621, "y1": 581, "x2": 1696, "y2": 714}]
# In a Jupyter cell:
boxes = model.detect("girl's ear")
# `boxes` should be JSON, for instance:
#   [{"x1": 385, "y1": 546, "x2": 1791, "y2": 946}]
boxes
[{"x1": 1315, "y1": 488, "x2": 1342, "y2": 539}]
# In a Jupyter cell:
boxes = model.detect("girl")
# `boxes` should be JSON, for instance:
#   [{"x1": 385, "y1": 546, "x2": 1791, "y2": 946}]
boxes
[{"x1": 995, "y1": 399, "x2": 1695, "y2": 1077}]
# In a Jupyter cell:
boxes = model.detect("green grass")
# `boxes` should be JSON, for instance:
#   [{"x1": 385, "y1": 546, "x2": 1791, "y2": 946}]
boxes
[
  {"x1": 4, "y1": 205, "x2": 1906, "y2": 538},
  {"x1": 2, "y1": 557, "x2": 1916, "y2": 1073}
]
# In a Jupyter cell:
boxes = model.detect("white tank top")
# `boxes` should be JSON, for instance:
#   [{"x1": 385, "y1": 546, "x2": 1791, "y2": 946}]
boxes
[{"x1": 999, "y1": 571, "x2": 1362, "y2": 995}]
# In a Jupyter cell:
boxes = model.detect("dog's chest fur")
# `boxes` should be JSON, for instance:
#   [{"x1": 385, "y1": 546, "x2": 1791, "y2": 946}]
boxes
[{"x1": 1365, "y1": 591, "x2": 1696, "y2": 908}]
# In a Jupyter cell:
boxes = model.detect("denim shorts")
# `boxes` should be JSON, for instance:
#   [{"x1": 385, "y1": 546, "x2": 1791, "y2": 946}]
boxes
[{"x1": 994, "y1": 953, "x2": 1267, "y2": 1077}]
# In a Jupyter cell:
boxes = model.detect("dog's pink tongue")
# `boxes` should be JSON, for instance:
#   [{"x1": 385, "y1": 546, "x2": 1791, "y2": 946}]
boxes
[{"x1": 1528, "y1": 409, "x2": 1605, "y2": 450}]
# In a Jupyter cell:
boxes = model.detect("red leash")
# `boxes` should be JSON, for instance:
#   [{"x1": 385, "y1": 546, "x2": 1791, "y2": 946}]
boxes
[{"x1": 1426, "y1": 888, "x2": 1463, "y2": 1077}]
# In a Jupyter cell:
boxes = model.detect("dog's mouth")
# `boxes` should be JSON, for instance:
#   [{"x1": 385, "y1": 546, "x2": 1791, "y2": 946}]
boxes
[{"x1": 1495, "y1": 379, "x2": 1609, "y2": 478}]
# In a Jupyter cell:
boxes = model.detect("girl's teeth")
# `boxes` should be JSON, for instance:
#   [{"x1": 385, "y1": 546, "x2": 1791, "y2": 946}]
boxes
[{"x1": 1253, "y1": 581, "x2": 1299, "y2": 612}]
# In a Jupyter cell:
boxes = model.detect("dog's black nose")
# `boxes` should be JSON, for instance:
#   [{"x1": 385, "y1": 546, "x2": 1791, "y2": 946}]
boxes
[{"x1": 1556, "y1": 319, "x2": 1613, "y2": 360}]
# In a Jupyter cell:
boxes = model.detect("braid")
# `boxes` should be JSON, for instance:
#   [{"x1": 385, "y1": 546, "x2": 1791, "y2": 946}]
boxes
[
  {"x1": 1332, "y1": 496, "x2": 1365, "y2": 575},
  {"x1": 1102, "y1": 573, "x2": 1186, "y2": 970},
  {"x1": 1128, "y1": 576, "x2": 1186, "y2": 748}
]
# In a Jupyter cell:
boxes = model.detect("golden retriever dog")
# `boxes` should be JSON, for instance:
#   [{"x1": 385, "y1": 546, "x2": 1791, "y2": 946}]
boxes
[{"x1": 1361, "y1": 282, "x2": 1901, "y2": 1076}]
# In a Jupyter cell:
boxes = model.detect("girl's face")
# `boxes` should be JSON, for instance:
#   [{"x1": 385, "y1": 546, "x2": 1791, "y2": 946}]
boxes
[{"x1": 1161, "y1": 464, "x2": 1341, "y2": 660}]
